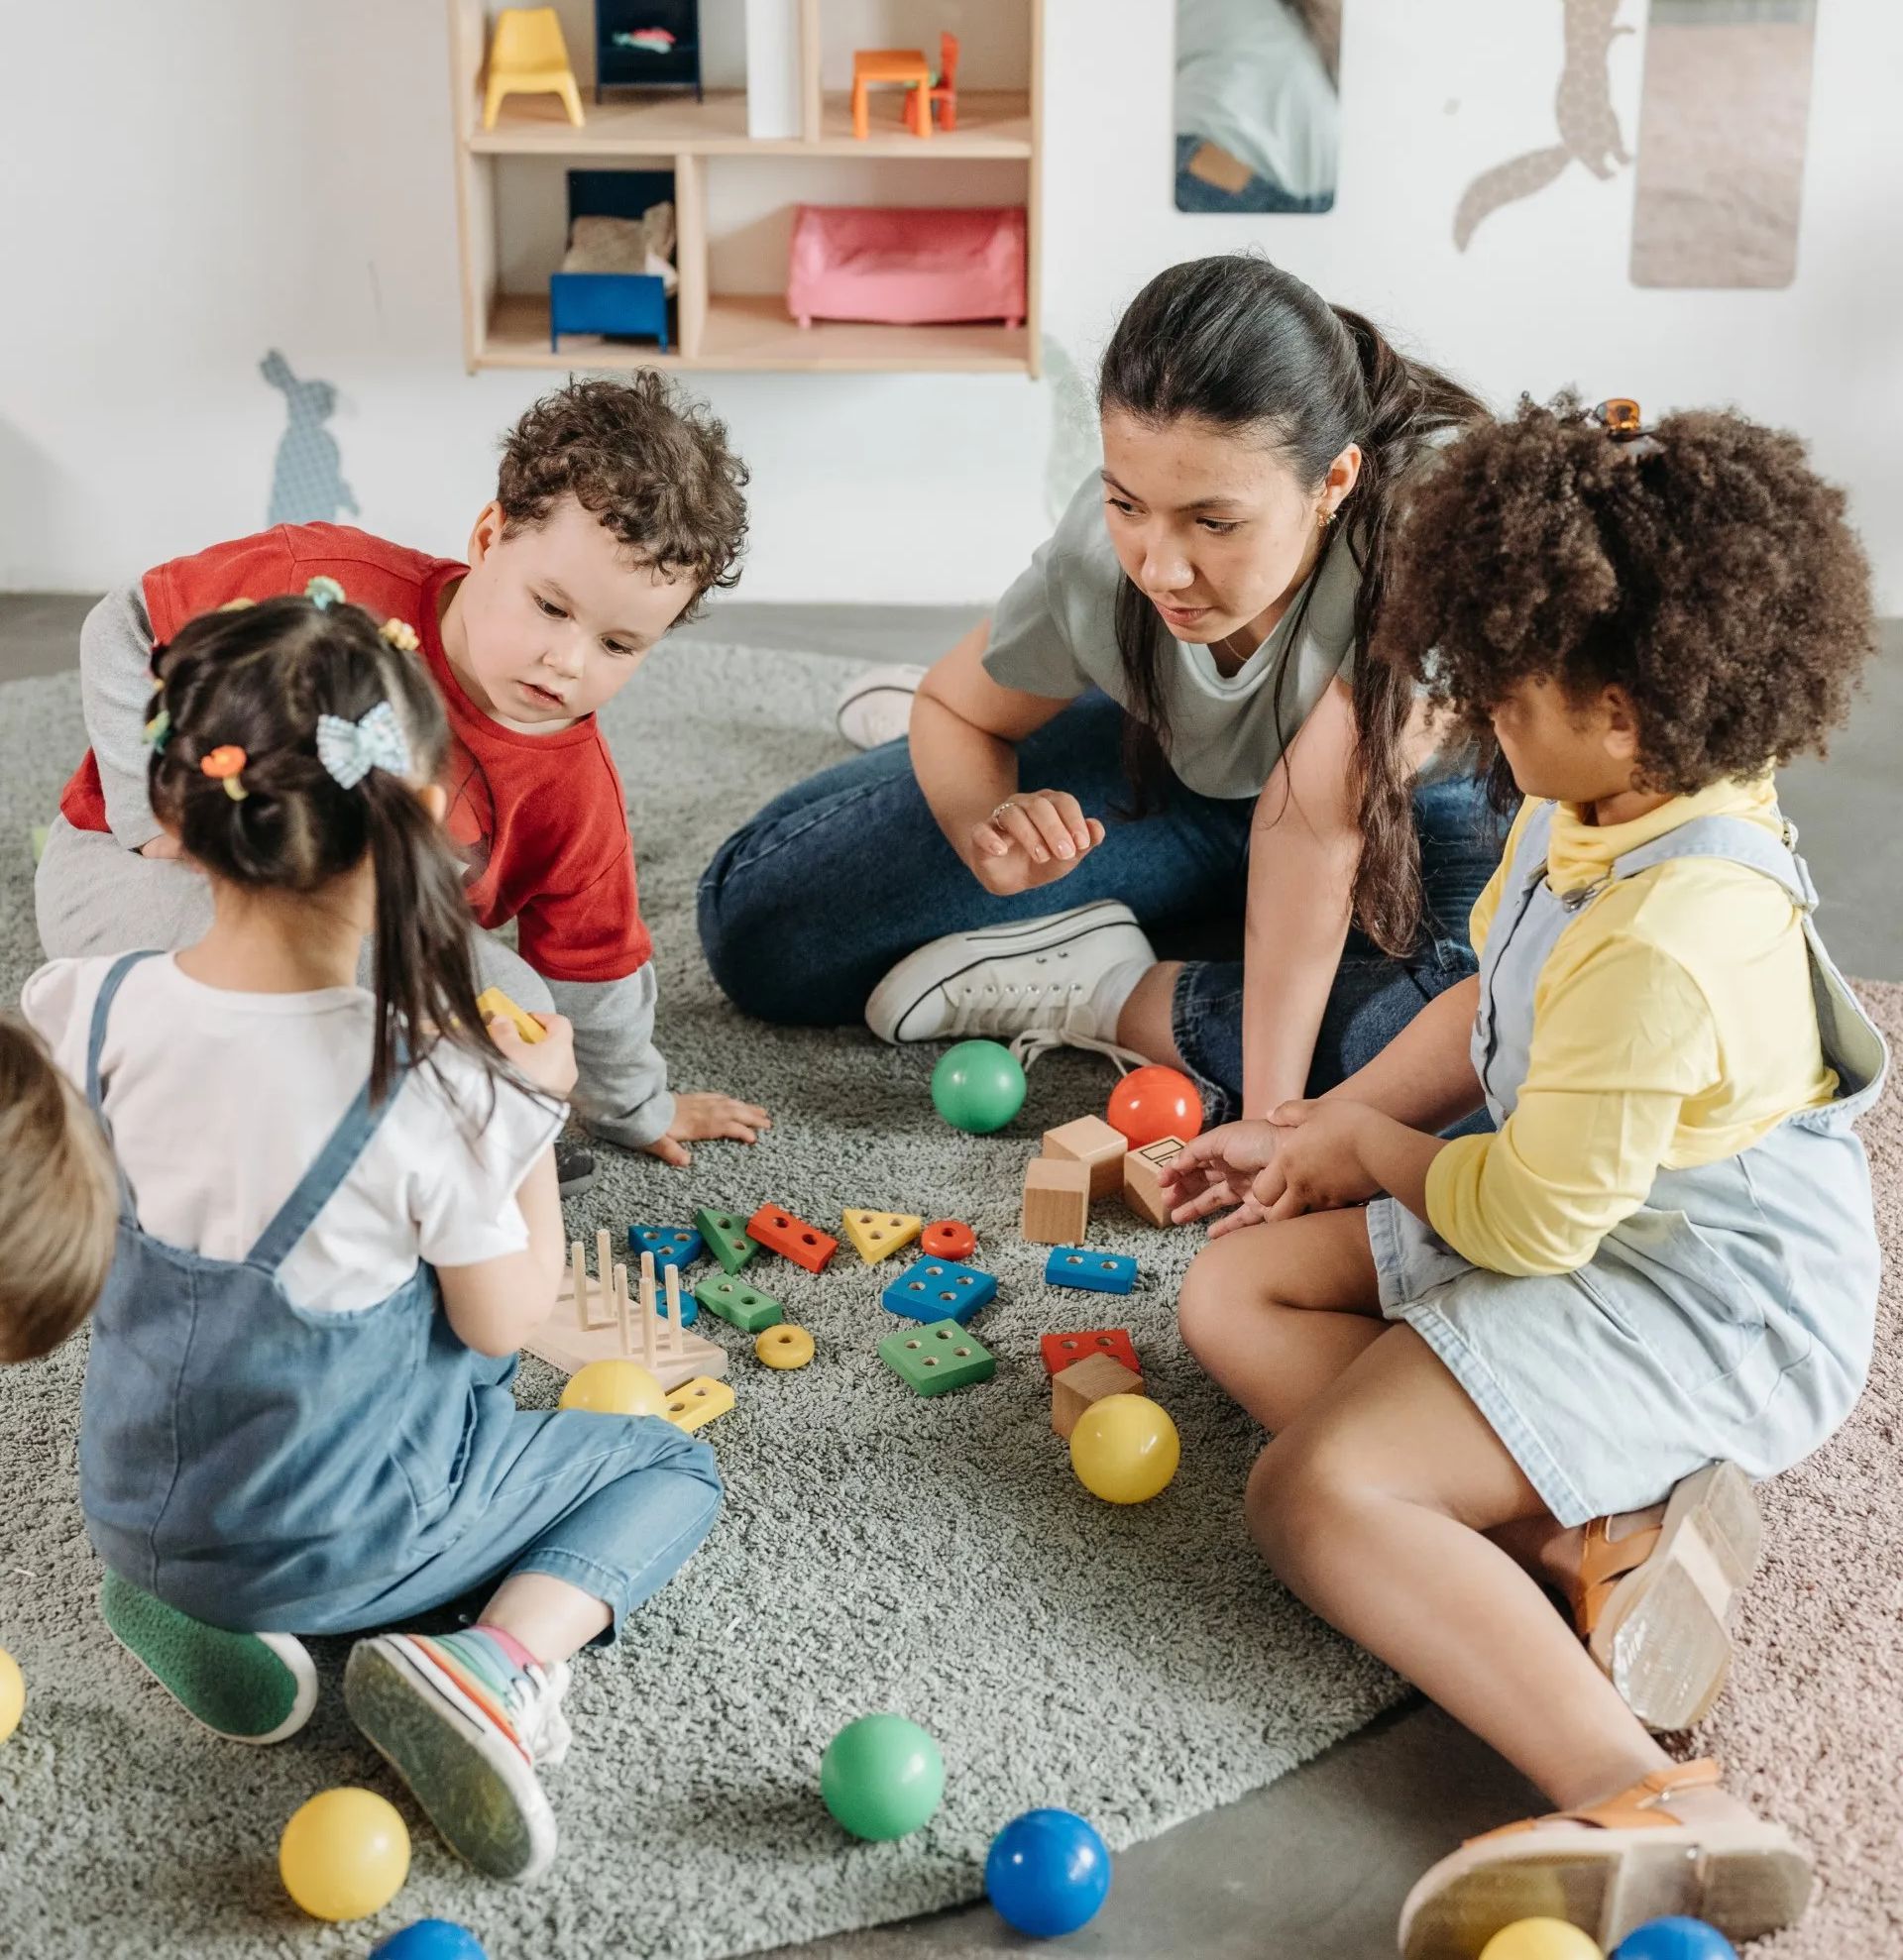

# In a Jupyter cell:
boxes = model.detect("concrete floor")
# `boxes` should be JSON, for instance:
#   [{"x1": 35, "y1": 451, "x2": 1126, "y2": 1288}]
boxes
[{"x1": 3, "y1": 594, "x2": 1898, "y2": 1960}]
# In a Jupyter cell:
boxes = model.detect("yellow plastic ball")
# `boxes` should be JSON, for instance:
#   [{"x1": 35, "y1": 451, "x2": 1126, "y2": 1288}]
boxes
[
  {"x1": 560, "y1": 1359, "x2": 667, "y2": 1416},
  {"x1": 755, "y1": 1324, "x2": 815, "y2": 1369},
  {"x1": 1478, "y1": 1919, "x2": 1605, "y2": 1960},
  {"x1": 0, "y1": 1646, "x2": 23, "y2": 1744},
  {"x1": 1068, "y1": 1393, "x2": 1180, "y2": 1504},
  {"x1": 279, "y1": 1787, "x2": 410, "y2": 1921}
]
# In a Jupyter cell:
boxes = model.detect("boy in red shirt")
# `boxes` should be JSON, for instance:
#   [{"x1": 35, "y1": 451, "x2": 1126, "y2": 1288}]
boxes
[{"x1": 36, "y1": 375, "x2": 767, "y2": 1175}]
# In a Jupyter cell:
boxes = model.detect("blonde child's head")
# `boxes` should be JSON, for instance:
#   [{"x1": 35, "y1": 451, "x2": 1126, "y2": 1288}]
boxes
[
  {"x1": 0, "y1": 1016, "x2": 119, "y2": 1363},
  {"x1": 147, "y1": 588, "x2": 494, "y2": 1100},
  {"x1": 1376, "y1": 393, "x2": 1877, "y2": 806},
  {"x1": 450, "y1": 373, "x2": 750, "y2": 729}
]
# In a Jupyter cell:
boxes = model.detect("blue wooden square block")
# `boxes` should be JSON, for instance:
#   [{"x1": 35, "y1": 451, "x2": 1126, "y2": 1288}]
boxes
[
  {"x1": 629, "y1": 1224, "x2": 705, "y2": 1279},
  {"x1": 882, "y1": 1256, "x2": 998, "y2": 1327},
  {"x1": 1044, "y1": 1246, "x2": 1138, "y2": 1295}
]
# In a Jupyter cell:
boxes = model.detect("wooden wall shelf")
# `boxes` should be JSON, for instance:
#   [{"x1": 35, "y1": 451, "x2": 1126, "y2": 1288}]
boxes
[{"x1": 447, "y1": 1, "x2": 1044, "y2": 375}]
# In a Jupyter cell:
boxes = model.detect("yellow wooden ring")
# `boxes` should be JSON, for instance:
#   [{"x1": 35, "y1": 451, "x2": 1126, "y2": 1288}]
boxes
[{"x1": 755, "y1": 1324, "x2": 815, "y2": 1369}]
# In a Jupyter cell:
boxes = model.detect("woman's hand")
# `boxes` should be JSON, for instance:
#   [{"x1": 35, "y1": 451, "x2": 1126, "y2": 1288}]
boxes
[
  {"x1": 1158, "y1": 1120, "x2": 1285, "y2": 1236},
  {"x1": 641, "y1": 1091, "x2": 772, "y2": 1169},
  {"x1": 489, "y1": 1012, "x2": 579, "y2": 1101},
  {"x1": 968, "y1": 790, "x2": 1105, "y2": 897},
  {"x1": 1254, "y1": 1099, "x2": 1381, "y2": 1219}
]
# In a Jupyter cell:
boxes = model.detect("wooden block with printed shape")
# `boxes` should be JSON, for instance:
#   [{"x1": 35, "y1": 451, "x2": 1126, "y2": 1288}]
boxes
[{"x1": 1123, "y1": 1135, "x2": 1188, "y2": 1227}]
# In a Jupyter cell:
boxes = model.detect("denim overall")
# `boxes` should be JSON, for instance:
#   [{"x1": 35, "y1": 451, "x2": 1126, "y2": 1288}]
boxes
[
  {"x1": 1369, "y1": 805, "x2": 1889, "y2": 1525},
  {"x1": 79, "y1": 951, "x2": 721, "y2": 1635}
]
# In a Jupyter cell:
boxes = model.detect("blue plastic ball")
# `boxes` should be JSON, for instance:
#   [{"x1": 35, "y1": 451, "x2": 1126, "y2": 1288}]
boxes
[
  {"x1": 1613, "y1": 1918, "x2": 1737, "y2": 1960},
  {"x1": 369, "y1": 1921, "x2": 489, "y2": 1960},
  {"x1": 984, "y1": 1807, "x2": 1111, "y2": 1937}
]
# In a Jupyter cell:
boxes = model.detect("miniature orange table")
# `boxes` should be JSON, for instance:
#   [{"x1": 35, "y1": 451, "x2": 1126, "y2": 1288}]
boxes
[{"x1": 851, "y1": 49, "x2": 934, "y2": 140}]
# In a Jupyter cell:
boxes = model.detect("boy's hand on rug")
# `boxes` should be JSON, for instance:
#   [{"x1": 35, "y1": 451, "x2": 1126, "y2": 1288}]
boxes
[
  {"x1": 969, "y1": 791, "x2": 1105, "y2": 896},
  {"x1": 1162, "y1": 1120, "x2": 1284, "y2": 1226},
  {"x1": 1258, "y1": 1100, "x2": 1379, "y2": 1218},
  {"x1": 642, "y1": 1092, "x2": 773, "y2": 1168},
  {"x1": 138, "y1": 834, "x2": 184, "y2": 860},
  {"x1": 490, "y1": 1013, "x2": 578, "y2": 1100}
]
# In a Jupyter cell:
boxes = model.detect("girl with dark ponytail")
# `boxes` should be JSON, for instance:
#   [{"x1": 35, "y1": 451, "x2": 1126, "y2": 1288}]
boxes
[
  {"x1": 20, "y1": 589, "x2": 723, "y2": 1885},
  {"x1": 702, "y1": 254, "x2": 1500, "y2": 1160}
]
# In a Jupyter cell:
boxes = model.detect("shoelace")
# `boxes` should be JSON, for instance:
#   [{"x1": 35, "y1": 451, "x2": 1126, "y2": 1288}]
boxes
[
  {"x1": 1010, "y1": 1027, "x2": 1152, "y2": 1074},
  {"x1": 503, "y1": 1659, "x2": 572, "y2": 1769}
]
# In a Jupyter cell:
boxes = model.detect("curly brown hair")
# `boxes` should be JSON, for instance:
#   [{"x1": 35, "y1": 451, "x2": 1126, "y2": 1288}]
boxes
[
  {"x1": 1376, "y1": 393, "x2": 1876, "y2": 795},
  {"x1": 497, "y1": 373, "x2": 749, "y2": 621}
]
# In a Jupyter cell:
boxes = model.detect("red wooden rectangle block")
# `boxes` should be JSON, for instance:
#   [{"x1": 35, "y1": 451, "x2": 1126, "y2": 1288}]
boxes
[
  {"x1": 1039, "y1": 1327, "x2": 1140, "y2": 1377},
  {"x1": 745, "y1": 1202, "x2": 839, "y2": 1274}
]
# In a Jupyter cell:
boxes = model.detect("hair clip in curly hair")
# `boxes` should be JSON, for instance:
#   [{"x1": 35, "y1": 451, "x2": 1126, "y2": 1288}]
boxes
[
  {"x1": 1590, "y1": 397, "x2": 1663, "y2": 459},
  {"x1": 200, "y1": 744, "x2": 250, "y2": 801},
  {"x1": 143, "y1": 707, "x2": 171, "y2": 754},
  {"x1": 379, "y1": 616, "x2": 420, "y2": 652},
  {"x1": 305, "y1": 575, "x2": 347, "y2": 610}
]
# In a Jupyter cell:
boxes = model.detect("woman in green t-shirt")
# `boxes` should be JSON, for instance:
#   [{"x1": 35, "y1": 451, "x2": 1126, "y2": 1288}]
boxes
[{"x1": 699, "y1": 256, "x2": 1505, "y2": 1137}]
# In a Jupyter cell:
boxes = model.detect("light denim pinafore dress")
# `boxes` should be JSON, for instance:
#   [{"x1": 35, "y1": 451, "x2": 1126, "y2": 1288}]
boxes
[
  {"x1": 1368, "y1": 805, "x2": 1889, "y2": 1526},
  {"x1": 78, "y1": 951, "x2": 722, "y2": 1636}
]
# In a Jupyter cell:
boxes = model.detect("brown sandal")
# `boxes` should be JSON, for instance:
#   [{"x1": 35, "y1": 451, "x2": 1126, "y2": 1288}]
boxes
[
  {"x1": 1573, "y1": 1462, "x2": 1762, "y2": 1731},
  {"x1": 1399, "y1": 1757, "x2": 1811, "y2": 1959}
]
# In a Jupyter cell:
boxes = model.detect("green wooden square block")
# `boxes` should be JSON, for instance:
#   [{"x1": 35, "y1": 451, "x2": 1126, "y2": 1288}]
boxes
[
  {"x1": 694, "y1": 1271, "x2": 783, "y2": 1333},
  {"x1": 694, "y1": 1207, "x2": 760, "y2": 1275},
  {"x1": 878, "y1": 1319, "x2": 997, "y2": 1398}
]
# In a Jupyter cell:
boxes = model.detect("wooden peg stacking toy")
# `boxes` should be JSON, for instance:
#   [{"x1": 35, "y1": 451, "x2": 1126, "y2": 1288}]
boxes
[
  {"x1": 921, "y1": 1218, "x2": 975, "y2": 1261},
  {"x1": 1039, "y1": 1328, "x2": 1140, "y2": 1376},
  {"x1": 842, "y1": 1209, "x2": 924, "y2": 1264},
  {"x1": 531, "y1": 1233, "x2": 728, "y2": 1389},
  {"x1": 746, "y1": 1203, "x2": 839, "y2": 1273},
  {"x1": 694, "y1": 1207, "x2": 760, "y2": 1274},
  {"x1": 1041, "y1": 1115, "x2": 1127, "y2": 1200},
  {"x1": 1021, "y1": 1157, "x2": 1090, "y2": 1246},
  {"x1": 1123, "y1": 1135, "x2": 1188, "y2": 1228},
  {"x1": 663, "y1": 1375, "x2": 734, "y2": 1434},
  {"x1": 1044, "y1": 1247, "x2": 1137, "y2": 1295},
  {"x1": 1051, "y1": 1353, "x2": 1145, "y2": 1441}
]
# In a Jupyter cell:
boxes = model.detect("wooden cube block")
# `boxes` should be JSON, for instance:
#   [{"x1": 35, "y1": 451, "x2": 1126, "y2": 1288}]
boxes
[
  {"x1": 1021, "y1": 1156, "x2": 1091, "y2": 1246},
  {"x1": 1123, "y1": 1134, "x2": 1188, "y2": 1227},
  {"x1": 1041, "y1": 1114, "x2": 1128, "y2": 1201},
  {"x1": 1051, "y1": 1353, "x2": 1145, "y2": 1440}
]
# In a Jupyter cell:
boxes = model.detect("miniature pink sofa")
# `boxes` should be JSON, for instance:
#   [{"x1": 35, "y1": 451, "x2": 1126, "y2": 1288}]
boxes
[{"x1": 786, "y1": 204, "x2": 1027, "y2": 329}]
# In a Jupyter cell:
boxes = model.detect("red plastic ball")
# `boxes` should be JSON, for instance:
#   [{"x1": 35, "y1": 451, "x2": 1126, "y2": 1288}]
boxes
[{"x1": 1105, "y1": 1065, "x2": 1203, "y2": 1147}]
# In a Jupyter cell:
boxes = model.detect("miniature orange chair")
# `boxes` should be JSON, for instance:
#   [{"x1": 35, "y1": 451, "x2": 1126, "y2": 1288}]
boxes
[
  {"x1": 917, "y1": 33, "x2": 961, "y2": 134},
  {"x1": 851, "y1": 48, "x2": 934, "y2": 140},
  {"x1": 483, "y1": 7, "x2": 585, "y2": 130}
]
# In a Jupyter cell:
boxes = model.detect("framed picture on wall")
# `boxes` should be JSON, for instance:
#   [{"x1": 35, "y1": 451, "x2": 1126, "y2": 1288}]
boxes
[{"x1": 1175, "y1": 0, "x2": 1340, "y2": 213}]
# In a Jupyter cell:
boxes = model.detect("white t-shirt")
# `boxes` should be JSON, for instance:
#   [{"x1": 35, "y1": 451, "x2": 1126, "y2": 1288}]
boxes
[
  {"x1": 981, "y1": 472, "x2": 1361, "y2": 801},
  {"x1": 23, "y1": 954, "x2": 565, "y2": 1315},
  {"x1": 1175, "y1": 0, "x2": 1338, "y2": 201}
]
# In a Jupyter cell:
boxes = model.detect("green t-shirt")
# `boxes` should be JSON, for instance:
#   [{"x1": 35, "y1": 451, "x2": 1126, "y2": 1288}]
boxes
[{"x1": 981, "y1": 472, "x2": 1361, "y2": 801}]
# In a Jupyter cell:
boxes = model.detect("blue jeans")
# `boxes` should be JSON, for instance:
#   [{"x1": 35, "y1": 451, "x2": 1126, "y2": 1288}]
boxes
[
  {"x1": 1175, "y1": 133, "x2": 1334, "y2": 214},
  {"x1": 698, "y1": 694, "x2": 1507, "y2": 1124}
]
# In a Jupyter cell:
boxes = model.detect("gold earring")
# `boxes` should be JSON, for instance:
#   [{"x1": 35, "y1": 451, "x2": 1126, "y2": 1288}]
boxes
[{"x1": 1317, "y1": 505, "x2": 1335, "y2": 530}]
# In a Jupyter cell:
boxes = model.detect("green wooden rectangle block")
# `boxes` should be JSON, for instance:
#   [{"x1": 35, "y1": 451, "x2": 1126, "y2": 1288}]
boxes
[
  {"x1": 878, "y1": 1319, "x2": 997, "y2": 1398},
  {"x1": 693, "y1": 1272, "x2": 783, "y2": 1333},
  {"x1": 694, "y1": 1207, "x2": 760, "y2": 1275}
]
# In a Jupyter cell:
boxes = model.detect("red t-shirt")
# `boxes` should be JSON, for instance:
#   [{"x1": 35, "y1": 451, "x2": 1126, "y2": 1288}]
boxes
[{"x1": 58, "y1": 523, "x2": 652, "y2": 983}]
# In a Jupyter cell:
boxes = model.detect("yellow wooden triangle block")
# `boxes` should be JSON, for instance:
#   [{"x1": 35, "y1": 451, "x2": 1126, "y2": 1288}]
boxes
[{"x1": 841, "y1": 1209, "x2": 924, "y2": 1263}]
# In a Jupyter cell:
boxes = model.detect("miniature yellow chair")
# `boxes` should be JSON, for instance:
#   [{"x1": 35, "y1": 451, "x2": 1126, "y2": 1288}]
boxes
[{"x1": 483, "y1": 8, "x2": 585, "y2": 130}]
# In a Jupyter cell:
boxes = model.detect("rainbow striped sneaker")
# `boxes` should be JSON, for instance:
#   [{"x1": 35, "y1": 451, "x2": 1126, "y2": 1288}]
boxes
[
  {"x1": 344, "y1": 1629, "x2": 570, "y2": 1885},
  {"x1": 99, "y1": 1570, "x2": 317, "y2": 1744}
]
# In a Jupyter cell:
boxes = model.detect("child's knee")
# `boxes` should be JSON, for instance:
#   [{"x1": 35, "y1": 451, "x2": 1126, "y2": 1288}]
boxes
[
  {"x1": 1176, "y1": 1229, "x2": 1274, "y2": 1365},
  {"x1": 1244, "y1": 1429, "x2": 1362, "y2": 1574}
]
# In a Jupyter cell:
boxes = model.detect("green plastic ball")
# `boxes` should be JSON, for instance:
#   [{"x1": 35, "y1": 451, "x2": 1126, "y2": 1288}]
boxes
[
  {"x1": 820, "y1": 1714, "x2": 945, "y2": 1840},
  {"x1": 930, "y1": 1040, "x2": 1027, "y2": 1135}
]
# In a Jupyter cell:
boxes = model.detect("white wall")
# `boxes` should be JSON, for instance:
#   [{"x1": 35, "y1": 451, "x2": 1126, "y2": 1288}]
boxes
[{"x1": 3, "y1": 1, "x2": 1900, "y2": 607}]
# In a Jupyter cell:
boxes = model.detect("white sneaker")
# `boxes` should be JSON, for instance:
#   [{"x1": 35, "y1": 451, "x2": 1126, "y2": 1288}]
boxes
[
  {"x1": 866, "y1": 899, "x2": 1157, "y2": 1050},
  {"x1": 836, "y1": 663, "x2": 927, "y2": 749}
]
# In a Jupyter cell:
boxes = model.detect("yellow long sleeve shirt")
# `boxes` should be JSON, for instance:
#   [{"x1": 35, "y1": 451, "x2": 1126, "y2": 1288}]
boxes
[{"x1": 1425, "y1": 778, "x2": 1840, "y2": 1277}]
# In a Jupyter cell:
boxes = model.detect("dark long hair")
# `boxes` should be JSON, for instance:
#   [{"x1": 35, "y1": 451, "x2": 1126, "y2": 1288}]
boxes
[
  {"x1": 1097, "y1": 255, "x2": 1487, "y2": 955},
  {"x1": 149, "y1": 596, "x2": 497, "y2": 1104}
]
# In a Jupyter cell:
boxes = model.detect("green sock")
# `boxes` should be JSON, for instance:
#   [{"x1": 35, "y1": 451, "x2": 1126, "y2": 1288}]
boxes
[{"x1": 100, "y1": 1571, "x2": 316, "y2": 1744}]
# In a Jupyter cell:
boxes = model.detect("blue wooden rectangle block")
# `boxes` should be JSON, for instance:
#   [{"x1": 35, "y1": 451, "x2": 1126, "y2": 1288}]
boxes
[
  {"x1": 882, "y1": 1256, "x2": 997, "y2": 1327},
  {"x1": 1044, "y1": 1246, "x2": 1138, "y2": 1295}
]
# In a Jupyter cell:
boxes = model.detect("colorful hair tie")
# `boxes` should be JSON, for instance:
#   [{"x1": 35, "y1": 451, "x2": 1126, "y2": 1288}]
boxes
[
  {"x1": 216, "y1": 597, "x2": 258, "y2": 612},
  {"x1": 316, "y1": 701, "x2": 409, "y2": 791},
  {"x1": 305, "y1": 575, "x2": 346, "y2": 610},
  {"x1": 200, "y1": 744, "x2": 250, "y2": 802},
  {"x1": 379, "y1": 617, "x2": 420, "y2": 653},
  {"x1": 143, "y1": 708, "x2": 171, "y2": 754}
]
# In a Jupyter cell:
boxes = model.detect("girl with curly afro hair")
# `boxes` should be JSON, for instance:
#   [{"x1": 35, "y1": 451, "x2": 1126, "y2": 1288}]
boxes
[{"x1": 1165, "y1": 396, "x2": 1886, "y2": 1956}]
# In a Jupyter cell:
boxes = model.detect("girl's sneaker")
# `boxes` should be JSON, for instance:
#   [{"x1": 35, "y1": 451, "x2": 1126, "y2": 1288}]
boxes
[
  {"x1": 99, "y1": 1570, "x2": 318, "y2": 1744},
  {"x1": 835, "y1": 663, "x2": 927, "y2": 750},
  {"x1": 344, "y1": 1628, "x2": 570, "y2": 1885}
]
